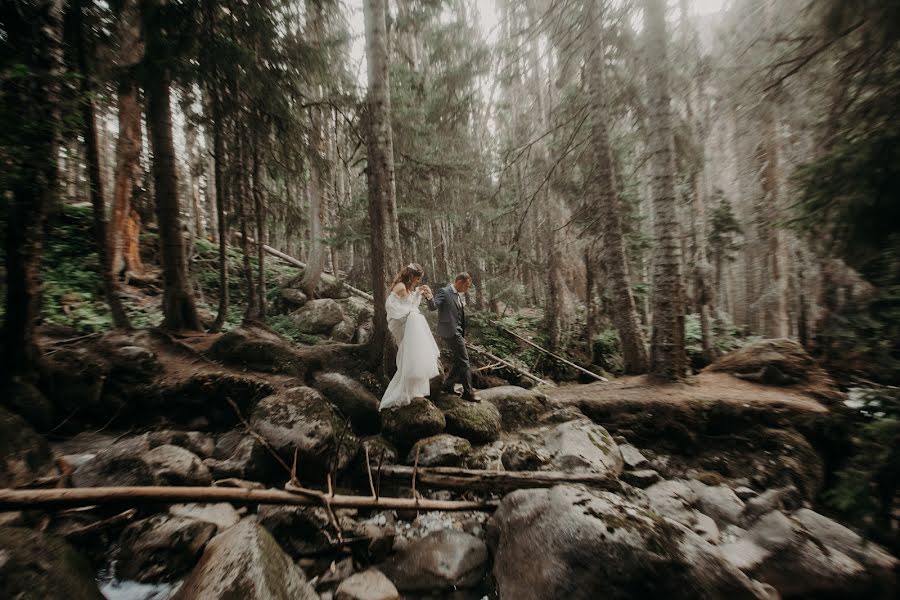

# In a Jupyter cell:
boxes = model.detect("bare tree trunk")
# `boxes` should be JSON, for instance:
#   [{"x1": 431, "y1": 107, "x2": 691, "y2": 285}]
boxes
[
  {"x1": 364, "y1": 0, "x2": 402, "y2": 367},
  {"x1": 252, "y1": 138, "x2": 266, "y2": 319},
  {"x1": 110, "y1": 82, "x2": 145, "y2": 278},
  {"x1": 236, "y1": 128, "x2": 257, "y2": 321},
  {"x1": 1, "y1": 0, "x2": 65, "y2": 384},
  {"x1": 645, "y1": 0, "x2": 687, "y2": 380},
  {"x1": 145, "y1": 33, "x2": 201, "y2": 331},
  {"x1": 209, "y1": 88, "x2": 229, "y2": 333},
  {"x1": 586, "y1": 5, "x2": 649, "y2": 374},
  {"x1": 73, "y1": 0, "x2": 131, "y2": 329}
]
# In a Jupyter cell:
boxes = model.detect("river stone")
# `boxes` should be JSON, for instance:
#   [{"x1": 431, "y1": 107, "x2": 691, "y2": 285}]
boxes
[
  {"x1": 541, "y1": 418, "x2": 624, "y2": 475},
  {"x1": 335, "y1": 568, "x2": 400, "y2": 600},
  {"x1": 169, "y1": 503, "x2": 241, "y2": 530},
  {"x1": 71, "y1": 436, "x2": 155, "y2": 487},
  {"x1": 720, "y1": 509, "x2": 897, "y2": 599},
  {"x1": 621, "y1": 469, "x2": 662, "y2": 488},
  {"x1": 203, "y1": 435, "x2": 277, "y2": 482},
  {"x1": 0, "y1": 526, "x2": 104, "y2": 599},
  {"x1": 501, "y1": 440, "x2": 551, "y2": 471},
  {"x1": 117, "y1": 515, "x2": 217, "y2": 582},
  {"x1": 292, "y1": 299, "x2": 345, "y2": 334},
  {"x1": 144, "y1": 444, "x2": 213, "y2": 486},
  {"x1": 359, "y1": 436, "x2": 399, "y2": 467},
  {"x1": 434, "y1": 393, "x2": 502, "y2": 443},
  {"x1": 619, "y1": 444, "x2": 649, "y2": 469},
  {"x1": 407, "y1": 434, "x2": 473, "y2": 467},
  {"x1": 381, "y1": 397, "x2": 446, "y2": 449},
  {"x1": 644, "y1": 479, "x2": 720, "y2": 543},
  {"x1": 258, "y1": 505, "x2": 361, "y2": 558},
  {"x1": 379, "y1": 529, "x2": 489, "y2": 592},
  {"x1": 313, "y1": 372, "x2": 381, "y2": 434},
  {"x1": 251, "y1": 386, "x2": 360, "y2": 473},
  {"x1": 477, "y1": 386, "x2": 549, "y2": 429},
  {"x1": 173, "y1": 518, "x2": 318, "y2": 600},
  {"x1": 488, "y1": 485, "x2": 773, "y2": 600},
  {"x1": 148, "y1": 430, "x2": 216, "y2": 458},
  {"x1": 0, "y1": 406, "x2": 54, "y2": 487},
  {"x1": 686, "y1": 480, "x2": 746, "y2": 527}
]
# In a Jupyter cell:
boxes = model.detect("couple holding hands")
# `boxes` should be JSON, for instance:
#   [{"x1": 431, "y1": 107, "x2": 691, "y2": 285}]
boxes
[{"x1": 380, "y1": 263, "x2": 481, "y2": 411}]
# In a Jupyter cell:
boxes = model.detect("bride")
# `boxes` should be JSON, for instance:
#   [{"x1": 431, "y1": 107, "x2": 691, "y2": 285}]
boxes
[{"x1": 380, "y1": 263, "x2": 441, "y2": 411}]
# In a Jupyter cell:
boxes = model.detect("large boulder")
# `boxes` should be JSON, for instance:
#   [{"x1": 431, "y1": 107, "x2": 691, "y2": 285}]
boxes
[
  {"x1": 477, "y1": 386, "x2": 549, "y2": 430},
  {"x1": 0, "y1": 526, "x2": 104, "y2": 600},
  {"x1": 331, "y1": 318, "x2": 357, "y2": 343},
  {"x1": 251, "y1": 386, "x2": 360, "y2": 473},
  {"x1": 313, "y1": 372, "x2": 381, "y2": 434},
  {"x1": 335, "y1": 568, "x2": 400, "y2": 600},
  {"x1": 148, "y1": 430, "x2": 216, "y2": 458},
  {"x1": 207, "y1": 327, "x2": 307, "y2": 376},
  {"x1": 291, "y1": 299, "x2": 345, "y2": 334},
  {"x1": 379, "y1": 529, "x2": 489, "y2": 593},
  {"x1": 168, "y1": 503, "x2": 241, "y2": 531},
  {"x1": 488, "y1": 486, "x2": 773, "y2": 600},
  {"x1": 2, "y1": 380, "x2": 54, "y2": 430},
  {"x1": 72, "y1": 436, "x2": 210, "y2": 487},
  {"x1": 39, "y1": 347, "x2": 110, "y2": 421},
  {"x1": 0, "y1": 406, "x2": 54, "y2": 487},
  {"x1": 173, "y1": 518, "x2": 318, "y2": 600},
  {"x1": 721, "y1": 509, "x2": 897, "y2": 599},
  {"x1": 407, "y1": 434, "x2": 473, "y2": 467},
  {"x1": 541, "y1": 418, "x2": 624, "y2": 476},
  {"x1": 381, "y1": 397, "x2": 446, "y2": 449},
  {"x1": 434, "y1": 393, "x2": 502, "y2": 443},
  {"x1": 116, "y1": 515, "x2": 217, "y2": 582},
  {"x1": 203, "y1": 435, "x2": 278, "y2": 482},
  {"x1": 644, "y1": 479, "x2": 720, "y2": 544},
  {"x1": 258, "y1": 505, "x2": 360, "y2": 558}
]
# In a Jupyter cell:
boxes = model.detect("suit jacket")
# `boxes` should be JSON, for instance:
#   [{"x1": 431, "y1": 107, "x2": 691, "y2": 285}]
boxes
[{"x1": 427, "y1": 284, "x2": 465, "y2": 338}]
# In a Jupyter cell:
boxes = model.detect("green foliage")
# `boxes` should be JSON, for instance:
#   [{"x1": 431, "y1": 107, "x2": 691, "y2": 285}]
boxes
[
  {"x1": 266, "y1": 314, "x2": 320, "y2": 346},
  {"x1": 591, "y1": 327, "x2": 624, "y2": 375},
  {"x1": 825, "y1": 387, "x2": 900, "y2": 548}
]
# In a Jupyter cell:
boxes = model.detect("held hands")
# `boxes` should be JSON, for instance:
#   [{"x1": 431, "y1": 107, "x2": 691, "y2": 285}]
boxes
[{"x1": 417, "y1": 285, "x2": 434, "y2": 300}]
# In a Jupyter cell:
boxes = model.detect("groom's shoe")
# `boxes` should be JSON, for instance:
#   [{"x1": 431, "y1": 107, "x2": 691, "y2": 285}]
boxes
[{"x1": 461, "y1": 390, "x2": 481, "y2": 402}]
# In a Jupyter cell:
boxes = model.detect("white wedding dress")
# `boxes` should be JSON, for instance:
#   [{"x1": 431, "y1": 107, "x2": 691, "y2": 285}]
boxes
[{"x1": 380, "y1": 290, "x2": 441, "y2": 411}]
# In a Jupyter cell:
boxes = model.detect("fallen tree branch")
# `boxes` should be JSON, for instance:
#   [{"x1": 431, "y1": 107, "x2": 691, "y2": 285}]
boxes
[
  {"x1": 466, "y1": 343, "x2": 553, "y2": 387},
  {"x1": 378, "y1": 465, "x2": 620, "y2": 493},
  {"x1": 498, "y1": 325, "x2": 608, "y2": 382},
  {"x1": 0, "y1": 486, "x2": 496, "y2": 512}
]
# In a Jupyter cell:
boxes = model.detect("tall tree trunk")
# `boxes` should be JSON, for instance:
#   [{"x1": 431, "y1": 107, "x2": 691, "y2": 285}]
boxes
[
  {"x1": 182, "y1": 97, "x2": 204, "y2": 239},
  {"x1": 645, "y1": 0, "x2": 687, "y2": 380},
  {"x1": 110, "y1": 82, "x2": 145, "y2": 278},
  {"x1": 73, "y1": 0, "x2": 131, "y2": 329},
  {"x1": 145, "y1": 39, "x2": 201, "y2": 331},
  {"x1": 586, "y1": 5, "x2": 649, "y2": 374},
  {"x1": 364, "y1": 0, "x2": 402, "y2": 367},
  {"x1": 236, "y1": 128, "x2": 257, "y2": 321},
  {"x1": 209, "y1": 87, "x2": 229, "y2": 332},
  {"x1": 1, "y1": 0, "x2": 65, "y2": 384},
  {"x1": 252, "y1": 138, "x2": 266, "y2": 320},
  {"x1": 585, "y1": 247, "x2": 596, "y2": 363}
]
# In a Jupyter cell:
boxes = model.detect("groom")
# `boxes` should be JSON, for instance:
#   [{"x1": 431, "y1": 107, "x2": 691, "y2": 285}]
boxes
[{"x1": 424, "y1": 272, "x2": 480, "y2": 402}]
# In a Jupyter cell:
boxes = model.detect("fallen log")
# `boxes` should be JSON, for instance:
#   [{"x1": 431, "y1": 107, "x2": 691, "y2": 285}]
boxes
[
  {"x1": 498, "y1": 325, "x2": 608, "y2": 382},
  {"x1": 466, "y1": 343, "x2": 553, "y2": 387},
  {"x1": 378, "y1": 465, "x2": 620, "y2": 493},
  {"x1": 0, "y1": 486, "x2": 495, "y2": 512}
]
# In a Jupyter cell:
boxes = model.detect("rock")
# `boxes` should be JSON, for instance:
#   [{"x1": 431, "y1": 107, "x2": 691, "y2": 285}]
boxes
[
  {"x1": 313, "y1": 372, "x2": 381, "y2": 434},
  {"x1": 2, "y1": 379, "x2": 55, "y2": 430},
  {"x1": 39, "y1": 347, "x2": 110, "y2": 421},
  {"x1": 686, "y1": 480, "x2": 746, "y2": 527},
  {"x1": 488, "y1": 486, "x2": 772, "y2": 600},
  {"x1": 117, "y1": 515, "x2": 217, "y2": 582},
  {"x1": 292, "y1": 299, "x2": 345, "y2": 334},
  {"x1": 0, "y1": 406, "x2": 54, "y2": 488},
  {"x1": 144, "y1": 444, "x2": 213, "y2": 486},
  {"x1": 331, "y1": 318, "x2": 356, "y2": 343},
  {"x1": 379, "y1": 529, "x2": 488, "y2": 593},
  {"x1": 203, "y1": 436, "x2": 277, "y2": 482},
  {"x1": 71, "y1": 436, "x2": 155, "y2": 487},
  {"x1": 538, "y1": 405, "x2": 587, "y2": 424},
  {"x1": 148, "y1": 430, "x2": 216, "y2": 459},
  {"x1": 720, "y1": 509, "x2": 897, "y2": 599},
  {"x1": 501, "y1": 440, "x2": 550, "y2": 471},
  {"x1": 281, "y1": 288, "x2": 309, "y2": 308},
  {"x1": 335, "y1": 569, "x2": 400, "y2": 600},
  {"x1": 477, "y1": 386, "x2": 549, "y2": 429},
  {"x1": 0, "y1": 526, "x2": 104, "y2": 599},
  {"x1": 619, "y1": 444, "x2": 649, "y2": 469},
  {"x1": 741, "y1": 486, "x2": 801, "y2": 525},
  {"x1": 251, "y1": 386, "x2": 360, "y2": 473},
  {"x1": 108, "y1": 345, "x2": 160, "y2": 382},
  {"x1": 468, "y1": 441, "x2": 505, "y2": 470},
  {"x1": 359, "y1": 436, "x2": 399, "y2": 466},
  {"x1": 541, "y1": 419, "x2": 624, "y2": 476},
  {"x1": 734, "y1": 486, "x2": 759, "y2": 501},
  {"x1": 433, "y1": 394, "x2": 502, "y2": 443},
  {"x1": 644, "y1": 479, "x2": 719, "y2": 543},
  {"x1": 621, "y1": 469, "x2": 662, "y2": 488},
  {"x1": 318, "y1": 274, "x2": 351, "y2": 299},
  {"x1": 381, "y1": 397, "x2": 446, "y2": 449},
  {"x1": 208, "y1": 327, "x2": 308, "y2": 376},
  {"x1": 173, "y1": 518, "x2": 318, "y2": 600},
  {"x1": 317, "y1": 556, "x2": 356, "y2": 588},
  {"x1": 169, "y1": 503, "x2": 241, "y2": 530},
  {"x1": 407, "y1": 434, "x2": 473, "y2": 467},
  {"x1": 258, "y1": 505, "x2": 360, "y2": 558}
]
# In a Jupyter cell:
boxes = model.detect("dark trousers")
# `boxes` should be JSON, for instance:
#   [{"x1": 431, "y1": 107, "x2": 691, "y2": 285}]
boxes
[{"x1": 439, "y1": 334, "x2": 473, "y2": 394}]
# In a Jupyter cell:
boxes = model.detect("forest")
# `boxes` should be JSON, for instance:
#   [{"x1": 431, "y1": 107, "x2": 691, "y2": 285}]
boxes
[{"x1": 1, "y1": 0, "x2": 898, "y2": 599}]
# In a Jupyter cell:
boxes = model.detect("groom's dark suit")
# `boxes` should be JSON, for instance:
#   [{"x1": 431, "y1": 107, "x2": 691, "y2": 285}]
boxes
[{"x1": 427, "y1": 284, "x2": 473, "y2": 396}]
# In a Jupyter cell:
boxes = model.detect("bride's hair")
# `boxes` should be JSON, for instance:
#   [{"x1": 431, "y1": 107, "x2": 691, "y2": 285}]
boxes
[{"x1": 390, "y1": 263, "x2": 424, "y2": 291}]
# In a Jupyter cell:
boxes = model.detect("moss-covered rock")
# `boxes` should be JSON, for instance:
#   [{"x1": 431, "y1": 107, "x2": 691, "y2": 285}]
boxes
[
  {"x1": 116, "y1": 515, "x2": 217, "y2": 582},
  {"x1": 434, "y1": 393, "x2": 502, "y2": 444},
  {"x1": 207, "y1": 326, "x2": 308, "y2": 376},
  {"x1": 313, "y1": 372, "x2": 381, "y2": 434},
  {"x1": 407, "y1": 434, "x2": 473, "y2": 467},
  {"x1": 291, "y1": 299, "x2": 345, "y2": 334},
  {"x1": 0, "y1": 406, "x2": 54, "y2": 488},
  {"x1": 381, "y1": 397, "x2": 446, "y2": 449},
  {"x1": 477, "y1": 386, "x2": 549, "y2": 430},
  {"x1": 0, "y1": 526, "x2": 104, "y2": 600}
]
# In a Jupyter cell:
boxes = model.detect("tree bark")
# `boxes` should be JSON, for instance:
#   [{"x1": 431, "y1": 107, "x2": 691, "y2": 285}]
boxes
[
  {"x1": 209, "y1": 84, "x2": 229, "y2": 333},
  {"x1": 1, "y1": 0, "x2": 65, "y2": 383},
  {"x1": 364, "y1": 0, "x2": 402, "y2": 368},
  {"x1": 645, "y1": 0, "x2": 687, "y2": 380},
  {"x1": 236, "y1": 129, "x2": 257, "y2": 321},
  {"x1": 110, "y1": 82, "x2": 145, "y2": 278},
  {"x1": 144, "y1": 28, "x2": 202, "y2": 331},
  {"x1": 586, "y1": 5, "x2": 649, "y2": 374},
  {"x1": 252, "y1": 138, "x2": 266, "y2": 319},
  {"x1": 73, "y1": 0, "x2": 131, "y2": 329}
]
